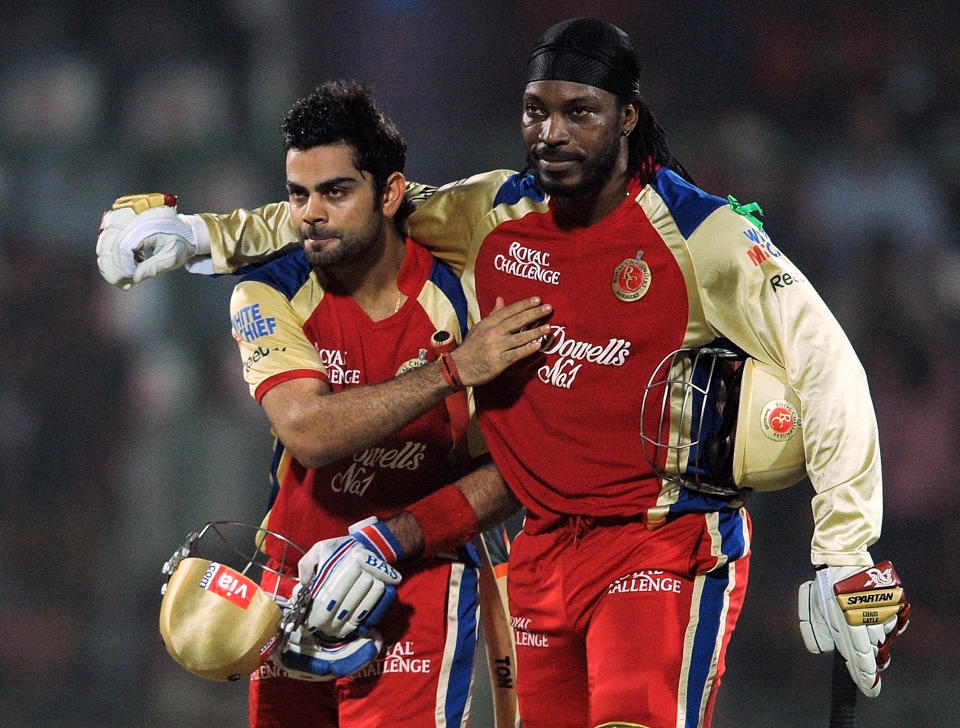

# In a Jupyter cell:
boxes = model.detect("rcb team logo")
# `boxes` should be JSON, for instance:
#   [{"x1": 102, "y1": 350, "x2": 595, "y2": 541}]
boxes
[
  {"x1": 759, "y1": 400, "x2": 800, "y2": 441},
  {"x1": 612, "y1": 250, "x2": 652, "y2": 302}
]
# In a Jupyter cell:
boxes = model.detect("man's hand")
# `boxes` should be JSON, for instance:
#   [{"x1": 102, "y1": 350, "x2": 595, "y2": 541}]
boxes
[
  {"x1": 277, "y1": 626, "x2": 384, "y2": 681},
  {"x1": 96, "y1": 193, "x2": 208, "y2": 289},
  {"x1": 295, "y1": 519, "x2": 403, "y2": 639},
  {"x1": 450, "y1": 296, "x2": 553, "y2": 387},
  {"x1": 799, "y1": 560, "x2": 910, "y2": 697}
]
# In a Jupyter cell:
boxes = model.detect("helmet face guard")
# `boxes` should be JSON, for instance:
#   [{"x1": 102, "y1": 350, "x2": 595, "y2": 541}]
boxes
[
  {"x1": 641, "y1": 346, "x2": 744, "y2": 496},
  {"x1": 158, "y1": 521, "x2": 305, "y2": 681},
  {"x1": 641, "y1": 347, "x2": 806, "y2": 496}
]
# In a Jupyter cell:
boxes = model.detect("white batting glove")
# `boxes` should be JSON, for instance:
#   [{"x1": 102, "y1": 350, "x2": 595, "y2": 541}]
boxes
[
  {"x1": 296, "y1": 518, "x2": 404, "y2": 640},
  {"x1": 798, "y1": 561, "x2": 910, "y2": 697},
  {"x1": 276, "y1": 626, "x2": 384, "y2": 681},
  {"x1": 96, "y1": 193, "x2": 210, "y2": 289}
]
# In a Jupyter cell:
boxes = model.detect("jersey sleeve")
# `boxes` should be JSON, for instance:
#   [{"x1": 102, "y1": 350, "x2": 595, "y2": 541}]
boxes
[
  {"x1": 198, "y1": 202, "x2": 298, "y2": 274},
  {"x1": 406, "y1": 170, "x2": 516, "y2": 273},
  {"x1": 196, "y1": 181, "x2": 441, "y2": 274},
  {"x1": 230, "y1": 279, "x2": 326, "y2": 401},
  {"x1": 688, "y1": 208, "x2": 881, "y2": 567}
]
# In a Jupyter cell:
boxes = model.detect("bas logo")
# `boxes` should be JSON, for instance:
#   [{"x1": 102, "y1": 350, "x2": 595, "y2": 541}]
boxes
[{"x1": 200, "y1": 562, "x2": 256, "y2": 609}]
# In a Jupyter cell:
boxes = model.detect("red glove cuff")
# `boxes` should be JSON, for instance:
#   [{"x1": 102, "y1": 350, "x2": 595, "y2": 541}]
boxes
[{"x1": 405, "y1": 484, "x2": 479, "y2": 558}]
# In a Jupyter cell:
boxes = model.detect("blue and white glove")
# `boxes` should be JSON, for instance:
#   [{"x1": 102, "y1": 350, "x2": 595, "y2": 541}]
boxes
[
  {"x1": 295, "y1": 518, "x2": 404, "y2": 640},
  {"x1": 278, "y1": 626, "x2": 384, "y2": 681},
  {"x1": 96, "y1": 193, "x2": 211, "y2": 289}
]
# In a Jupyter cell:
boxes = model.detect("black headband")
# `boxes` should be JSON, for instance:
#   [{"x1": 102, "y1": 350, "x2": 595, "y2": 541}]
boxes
[{"x1": 525, "y1": 18, "x2": 641, "y2": 98}]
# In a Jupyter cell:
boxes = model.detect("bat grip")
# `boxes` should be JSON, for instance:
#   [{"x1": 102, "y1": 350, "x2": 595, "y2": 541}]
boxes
[{"x1": 829, "y1": 650, "x2": 857, "y2": 728}]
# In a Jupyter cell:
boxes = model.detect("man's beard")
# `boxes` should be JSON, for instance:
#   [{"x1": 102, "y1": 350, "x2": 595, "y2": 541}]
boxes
[
  {"x1": 299, "y1": 213, "x2": 383, "y2": 269},
  {"x1": 528, "y1": 130, "x2": 622, "y2": 197}
]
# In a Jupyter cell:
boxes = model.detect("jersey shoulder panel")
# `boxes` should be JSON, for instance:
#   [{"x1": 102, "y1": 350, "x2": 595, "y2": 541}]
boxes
[
  {"x1": 200, "y1": 201, "x2": 297, "y2": 274},
  {"x1": 492, "y1": 172, "x2": 545, "y2": 208},
  {"x1": 650, "y1": 168, "x2": 728, "y2": 239},
  {"x1": 407, "y1": 169, "x2": 519, "y2": 271},
  {"x1": 238, "y1": 248, "x2": 312, "y2": 300},
  {"x1": 426, "y1": 256, "x2": 470, "y2": 337}
]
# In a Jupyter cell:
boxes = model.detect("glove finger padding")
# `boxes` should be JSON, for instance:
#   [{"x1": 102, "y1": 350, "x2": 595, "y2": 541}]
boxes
[
  {"x1": 96, "y1": 207, "x2": 138, "y2": 288},
  {"x1": 798, "y1": 580, "x2": 834, "y2": 653},
  {"x1": 298, "y1": 536, "x2": 402, "y2": 639},
  {"x1": 310, "y1": 568, "x2": 386, "y2": 638},
  {"x1": 279, "y1": 627, "x2": 384, "y2": 680}
]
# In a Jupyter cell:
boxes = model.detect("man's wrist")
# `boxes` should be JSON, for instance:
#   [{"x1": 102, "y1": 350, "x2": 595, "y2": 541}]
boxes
[
  {"x1": 349, "y1": 517, "x2": 407, "y2": 564},
  {"x1": 184, "y1": 214, "x2": 212, "y2": 257},
  {"x1": 437, "y1": 353, "x2": 464, "y2": 391},
  {"x1": 379, "y1": 512, "x2": 425, "y2": 562},
  {"x1": 404, "y1": 484, "x2": 480, "y2": 558}
]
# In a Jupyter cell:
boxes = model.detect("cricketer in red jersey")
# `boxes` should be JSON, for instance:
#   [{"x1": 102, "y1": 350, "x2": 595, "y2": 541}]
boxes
[
  {"x1": 165, "y1": 81, "x2": 549, "y2": 728},
  {"x1": 95, "y1": 19, "x2": 909, "y2": 728}
]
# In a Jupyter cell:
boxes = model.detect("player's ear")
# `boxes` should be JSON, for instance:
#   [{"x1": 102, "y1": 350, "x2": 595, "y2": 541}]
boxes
[
  {"x1": 381, "y1": 172, "x2": 406, "y2": 218},
  {"x1": 620, "y1": 100, "x2": 639, "y2": 137}
]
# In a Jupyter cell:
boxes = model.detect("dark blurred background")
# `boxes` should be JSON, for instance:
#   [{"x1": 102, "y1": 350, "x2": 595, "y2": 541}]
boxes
[{"x1": 2, "y1": 1, "x2": 958, "y2": 725}]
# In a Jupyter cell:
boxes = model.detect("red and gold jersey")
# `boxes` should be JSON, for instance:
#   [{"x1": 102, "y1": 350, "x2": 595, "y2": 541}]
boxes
[
  {"x1": 204, "y1": 170, "x2": 881, "y2": 566},
  {"x1": 230, "y1": 238, "x2": 476, "y2": 556}
]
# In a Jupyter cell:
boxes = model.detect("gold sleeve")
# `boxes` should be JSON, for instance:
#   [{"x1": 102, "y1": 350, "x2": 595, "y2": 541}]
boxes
[
  {"x1": 230, "y1": 279, "x2": 325, "y2": 399},
  {"x1": 199, "y1": 202, "x2": 298, "y2": 274},
  {"x1": 406, "y1": 170, "x2": 516, "y2": 273},
  {"x1": 688, "y1": 208, "x2": 881, "y2": 566},
  {"x1": 198, "y1": 181, "x2": 443, "y2": 274}
]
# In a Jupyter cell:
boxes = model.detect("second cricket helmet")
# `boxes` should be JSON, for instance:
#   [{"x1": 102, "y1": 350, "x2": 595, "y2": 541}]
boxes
[
  {"x1": 158, "y1": 520, "x2": 305, "y2": 681},
  {"x1": 640, "y1": 346, "x2": 806, "y2": 496}
]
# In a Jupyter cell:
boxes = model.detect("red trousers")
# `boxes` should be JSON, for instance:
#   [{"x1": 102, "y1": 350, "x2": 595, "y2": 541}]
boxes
[
  {"x1": 507, "y1": 508, "x2": 751, "y2": 728},
  {"x1": 249, "y1": 559, "x2": 478, "y2": 728}
]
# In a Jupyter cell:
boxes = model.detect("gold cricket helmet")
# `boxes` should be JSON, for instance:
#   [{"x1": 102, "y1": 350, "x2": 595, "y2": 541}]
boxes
[
  {"x1": 641, "y1": 346, "x2": 806, "y2": 496},
  {"x1": 158, "y1": 521, "x2": 303, "y2": 681}
]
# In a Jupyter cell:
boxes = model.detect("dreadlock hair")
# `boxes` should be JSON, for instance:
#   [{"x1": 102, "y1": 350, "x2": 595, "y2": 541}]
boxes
[
  {"x1": 620, "y1": 93, "x2": 695, "y2": 186},
  {"x1": 282, "y1": 80, "x2": 414, "y2": 224}
]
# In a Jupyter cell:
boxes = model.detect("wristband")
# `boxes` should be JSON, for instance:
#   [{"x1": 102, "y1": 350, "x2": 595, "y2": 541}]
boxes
[
  {"x1": 437, "y1": 353, "x2": 464, "y2": 391},
  {"x1": 405, "y1": 484, "x2": 480, "y2": 558},
  {"x1": 348, "y1": 517, "x2": 406, "y2": 564}
]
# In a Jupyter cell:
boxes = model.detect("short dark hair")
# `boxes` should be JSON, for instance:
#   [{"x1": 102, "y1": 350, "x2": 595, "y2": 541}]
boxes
[{"x1": 282, "y1": 80, "x2": 409, "y2": 204}]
